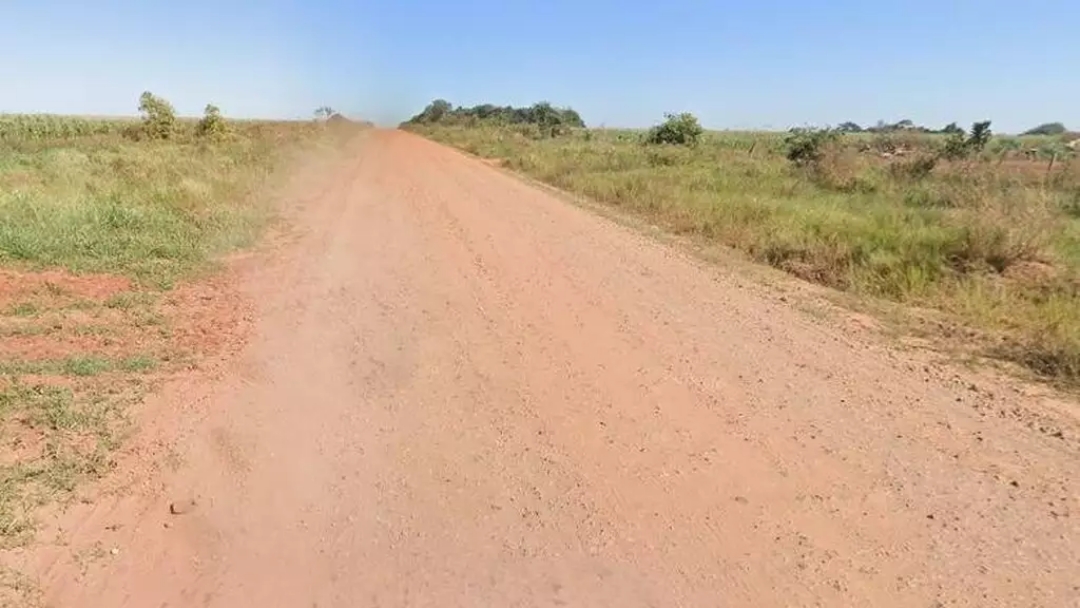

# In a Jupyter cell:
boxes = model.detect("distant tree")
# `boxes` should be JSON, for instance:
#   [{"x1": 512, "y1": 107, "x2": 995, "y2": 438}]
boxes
[
  {"x1": 645, "y1": 113, "x2": 704, "y2": 146},
  {"x1": 941, "y1": 122, "x2": 964, "y2": 135},
  {"x1": 784, "y1": 127, "x2": 840, "y2": 166},
  {"x1": 403, "y1": 99, "x2": 585, "y2": 132},
  {"x1": 559, "y1": 107, "x2": 586, "y2": 129},
  {"x1": 137, "y1": 91, "x2": 177, "y2": 140},
  {"x1": 941, "y1": 120, "x2": 993, "y2": 159},
  {"x1": 967, "y1": 120, "x2": 992, "y2": 151},
  {"x1": 528, "y1": 102, "x2": 570, "y2": 136},
  {"x1": 837, "y1": 122, "x2": 863, "y2": 133},
  {"x1": 868, "y1": 119, "x2": 932, "y2": 133},
  {"x1": 196, "y1": 103, "x2": 229, "y2": 139},
  {"x1": 326, "y1": 113, "x2": 350, "y2": 125},
  {"x1": 407, "y1": 99, "x2": 453, "y2": 124},
  {"x1": 1022, "y1": 122, "x2": 1067, "y2": 136},
  {"x1": 314, "y1": 106, "x2": 336, "y2": 120}
]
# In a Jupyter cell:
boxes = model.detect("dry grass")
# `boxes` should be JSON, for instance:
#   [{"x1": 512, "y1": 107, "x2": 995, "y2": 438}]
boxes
[{"x1": 411, "y1": 124, "x2": 1080, "y2": 384}]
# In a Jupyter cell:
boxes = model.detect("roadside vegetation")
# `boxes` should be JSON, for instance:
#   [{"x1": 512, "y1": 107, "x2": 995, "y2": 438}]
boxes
[
  {"x1": 405, "y1": 103, "x2": 1080, "y2": 385},
  {"x1": 0, "y1": 94, "x2": 361, "y2": 548}
]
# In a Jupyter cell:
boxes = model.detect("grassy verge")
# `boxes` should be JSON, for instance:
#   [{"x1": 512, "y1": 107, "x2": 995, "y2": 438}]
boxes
[
  {"x1": 0, "y1": 116, "x2": 357, "y2": 549},
  {"x1": 0, "y1": 121, "x2": 339, "y2": 287},
  {"x1": 411, "y1": 124, "x2": 1080, "y2": 383}
]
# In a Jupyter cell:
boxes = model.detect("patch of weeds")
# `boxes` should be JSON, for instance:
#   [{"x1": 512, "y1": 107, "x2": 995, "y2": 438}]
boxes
[
  {"x1": 0, "y1": 354, "x2": 158, "y2": 377},
  {"x1": 26, "y1": 384, "x2": 78, "y2": 432},
  {"x1": 0, "y1": 324, "x2": 48, "y2": 338},
  {"x1": 63, "y1": 299, "x2": 98, "y2": 312},
  {"x1": 0, "y1": 472, "x2": 36, "y2": 547},
  {"x1": 103, "y1": 291, "x2": 155, "y2": 310},
  {"x1": 6, "y1": 302, "x2": 39, "y2": 318},
  {"x1": 41, "y1": 281, "x2": 67, "y2": 297},
  {"x1": 72, "y1": 541, "x2": 109, "y2": 576},
  {"x1": 133, "y1": 311, "x2": 166, "y2": 328},
  {"x1": 0, "y1": 402, "x2": 123, "y2": 547},
  {"x1": 0, "y1": 564, "x2": 43, "y2": 607},
  {"x1": 118, "y1": 355, "x2": 157, "y2": 373},
  {"x1": 61, "y1": 356, "x2": 112, "y2": 377},
  {"x1": 70, "y1": 324, "x2": 117, "y2": 337}
]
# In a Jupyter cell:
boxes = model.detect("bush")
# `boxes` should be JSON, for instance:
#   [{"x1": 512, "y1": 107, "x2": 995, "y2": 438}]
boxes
[
  {"x1": 784, "y1": 127, "x2": 839, "y2": 166},
  {"x1": 195, "y1": 104, "x2": 229, "y2": 140},
  {"x1": 137, "y1": 91, "x2": 177, "y2": 140},
  {"x1": 645, "y1": 113, "x2": 704, "y2": 146},
  {"x1": 890, "y1": 155, "x2": 939, "y2": 181},
  {"x1": 941, "y1": 121, "x2": 994, "y2": 160},
  {"x1": 1023, "y1": 122, "x2": 1067, "y2": 136}
]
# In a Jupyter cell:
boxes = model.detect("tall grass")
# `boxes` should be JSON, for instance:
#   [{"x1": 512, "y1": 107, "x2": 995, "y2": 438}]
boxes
[
  {"x1": 0, "y1": 118, "x2": 328, "y2": 286},
  {"x1": 413, "y1": 124, "x2": 1080, "y2": 383}
]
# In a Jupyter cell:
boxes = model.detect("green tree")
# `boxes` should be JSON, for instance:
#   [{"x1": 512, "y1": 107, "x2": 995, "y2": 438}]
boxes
[
  {"x1": 941, "y1": 122, "x2": 964, "y2": 135},
  {"x1": 645, "y1": 113, "x2": 704, "y2": 146},
  {"x1": 967, "y1": 121, "x2": 993, "y2": 152},
  {"x1": 1022, "y1": 122, "x2": 1066, "y2": 136},
  {"x1": 138, "y1": 91, "x2": 177, "y2": 140},
  {"x1": 196, "y1": 104, "x2": 229, "y2": 139}
]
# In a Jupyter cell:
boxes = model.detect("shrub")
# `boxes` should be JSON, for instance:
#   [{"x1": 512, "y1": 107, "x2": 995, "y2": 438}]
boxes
[
  {"x1": 645, "y1": 113, "x2": 704, "y2": 146},
  {"x1": 941, "y1": 121, "x2": 993, "y2": 160},
  {"x1": 195, "y1": 104, "x2": 229, "y2": 140},
  {"x1": 890, "y1": 155, "x2": 939, "y2": 181},
  {"x1": 784, "y1": 127, "x2": 839, "y2": 166},
  {"x1": 137, "y1": 91, "x2": 177, "y2": 140},
  {"x1": 1023, "y1": 122, "x2": 1067, "y2": 136},
  {"x1": 942, "y1": 130, "x2": 970, "y2": 160}
]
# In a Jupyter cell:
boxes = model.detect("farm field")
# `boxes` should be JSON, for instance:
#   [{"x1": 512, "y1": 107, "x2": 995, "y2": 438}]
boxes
[{"x1": 406, "y1": 118, "x2": 1080, "y2": 385}]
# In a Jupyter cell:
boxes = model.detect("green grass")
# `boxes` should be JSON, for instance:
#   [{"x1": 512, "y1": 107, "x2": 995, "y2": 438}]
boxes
[
  {"x1": 0, "y1": 127, "x2": 320, "y2": 287},
  {"x1": 412, "y1": 123, "x2": 1080, "y2": 383},
  {"x1": 0, "y1": 380, "x2": 127, "y2": 548},
  {"x1": 0, "y1": 355, "x2": 158, "y2": 377}
]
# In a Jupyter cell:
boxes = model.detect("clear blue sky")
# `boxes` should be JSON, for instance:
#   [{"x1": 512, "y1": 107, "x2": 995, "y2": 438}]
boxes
[{"x1": 1, "y1": 1, "x2": 1076, "y2": 132}]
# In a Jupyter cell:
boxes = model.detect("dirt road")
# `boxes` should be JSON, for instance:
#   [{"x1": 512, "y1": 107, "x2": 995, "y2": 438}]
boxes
[{"x1": 25, "y1": 131, "x2": 1080, "y2": 606}]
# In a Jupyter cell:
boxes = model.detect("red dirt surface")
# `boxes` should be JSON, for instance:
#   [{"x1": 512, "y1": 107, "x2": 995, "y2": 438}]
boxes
[
  {"x1": 9, "y1": 131, "x2": 1080, "y2": 607},
  {"x1": 0, "y1": 270, "x2": 131, "y2": 304}
]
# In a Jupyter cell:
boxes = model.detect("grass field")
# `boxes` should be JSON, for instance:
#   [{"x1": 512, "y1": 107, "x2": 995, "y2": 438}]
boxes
[
  {"x1": 410, "y1": 123, "x2": 1080, "y2": 384},
  {"x1": 0, "y1": 110, "x2": 352, "y2": 547}
]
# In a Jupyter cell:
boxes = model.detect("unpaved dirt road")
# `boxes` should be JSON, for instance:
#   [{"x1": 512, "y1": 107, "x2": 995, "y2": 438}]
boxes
[{"x1": 24, "y1": 131, "x2": 1080, "y2": 606}]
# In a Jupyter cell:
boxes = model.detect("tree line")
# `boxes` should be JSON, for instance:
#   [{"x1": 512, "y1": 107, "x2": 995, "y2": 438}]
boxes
[
  {"x1": 404, "y1": 99, "x2": 585, "y2": 134},
  {"x1": 837, "y1": 119, "x2": 1071, "y2": 137}
]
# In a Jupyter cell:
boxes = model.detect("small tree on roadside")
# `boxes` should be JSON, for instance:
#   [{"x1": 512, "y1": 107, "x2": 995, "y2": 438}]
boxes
[
  {"x1": 646, "y1": 113, "x2": 704, "y2": 146},
  {"x1": 138, "y1": 91, "x2": 177, "y2": 140},
  {"x1": 196, "y1": 104, "x2": 229, "y2": 139}
]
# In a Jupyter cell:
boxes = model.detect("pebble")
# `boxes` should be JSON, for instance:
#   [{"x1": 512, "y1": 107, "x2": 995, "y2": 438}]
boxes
[{"x1": 170, "y1": 499, "x2": 197, "y2": 515}]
